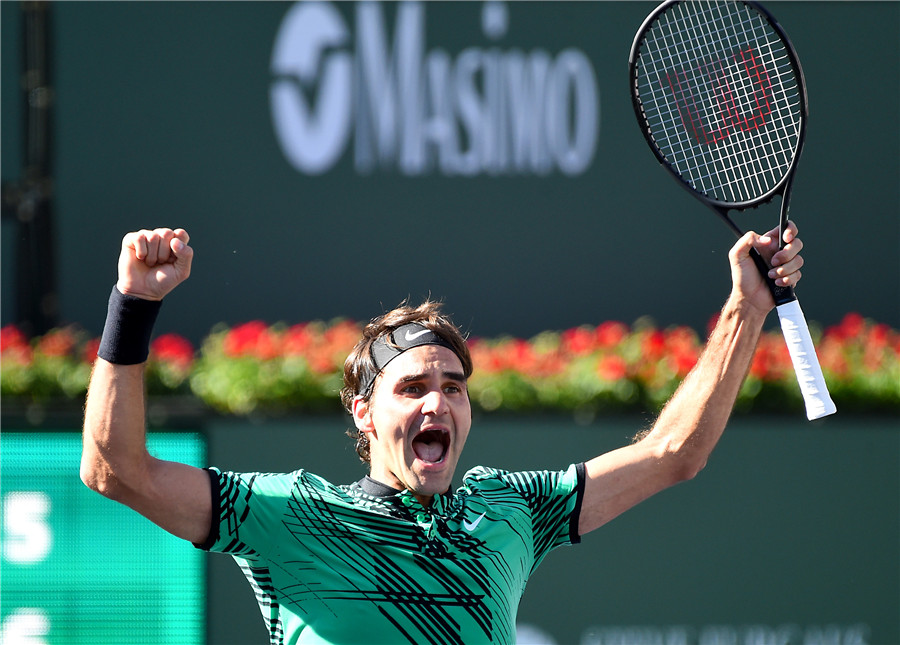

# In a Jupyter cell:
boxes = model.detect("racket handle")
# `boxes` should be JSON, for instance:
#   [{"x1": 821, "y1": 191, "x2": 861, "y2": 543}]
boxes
[{"x1": 775, "y1": 300, "x2": 837, "y2": 420}]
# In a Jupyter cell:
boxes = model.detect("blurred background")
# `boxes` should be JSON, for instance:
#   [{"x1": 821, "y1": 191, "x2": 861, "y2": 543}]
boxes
[{"x1": 2, "y1": 2, "x2": 897, "y2": 644}]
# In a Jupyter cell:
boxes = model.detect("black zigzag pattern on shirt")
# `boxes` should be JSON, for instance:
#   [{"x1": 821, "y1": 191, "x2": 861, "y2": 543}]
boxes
[
  {"x1": 218, "y1": 471, "x2": 258, "y2": 556},
  {"x1": 208, "y1": 466, "x2": 581, "y2": 645},
  {"x1": 276, "y1": 473, "x2": 499, "y2": 644},
  {"x1": 238, "y1": 560, "x2": 283, "y2": 645},
  {"x1": 499, "y1": 469, "x2": 577, "y2": 575}
]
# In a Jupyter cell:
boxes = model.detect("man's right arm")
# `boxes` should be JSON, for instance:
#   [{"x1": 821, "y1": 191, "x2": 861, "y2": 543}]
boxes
[
  {"x1": 80, "y1": 228, "x2": 212, "y2": 544},
  {"x1": 81, "y1": 359, "x2": 213, "y2": 543}
]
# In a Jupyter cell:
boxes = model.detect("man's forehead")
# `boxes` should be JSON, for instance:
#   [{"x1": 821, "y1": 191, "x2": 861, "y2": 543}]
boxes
[{"x1": 379, "y1": 345, "x2": 465, "y2": 380}]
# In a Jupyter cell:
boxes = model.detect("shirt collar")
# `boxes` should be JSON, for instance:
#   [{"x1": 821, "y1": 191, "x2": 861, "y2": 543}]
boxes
[
  {"x1": 357, "y1": 475, "x2": 403, "y2": 497},
  {"x1": 355, "y1": 476, "x2": 451, "y2": 511}
]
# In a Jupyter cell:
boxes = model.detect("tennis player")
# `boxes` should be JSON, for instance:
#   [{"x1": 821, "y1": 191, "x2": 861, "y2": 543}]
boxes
[{"x1": 82, "y1": 223, "x2": 804, "y2": 644}]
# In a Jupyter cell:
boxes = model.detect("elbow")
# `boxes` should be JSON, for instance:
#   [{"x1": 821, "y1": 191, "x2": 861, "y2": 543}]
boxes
[
  {"x1": 80, "y1": 453, "x2": 124, "y2": 501},
  {"x1": 673, "y1": 454, "x2": 707, "y2": 483},
  {"x1": 80, "y1": 443, "x2": 152, "y2": 505},
  {"x1": 650, "y1": 436, "x2": 709, "y2": 485},
  {"x1": 80, "y1": 459, "x2": 109, "y2": 497}
]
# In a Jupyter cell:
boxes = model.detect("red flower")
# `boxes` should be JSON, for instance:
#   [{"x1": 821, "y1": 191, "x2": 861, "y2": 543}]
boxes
[
  {"x1": 596, "y1": 321, "x2": 627, "y2": 349},
  {"x1": 468, "y1": 337, "x2": 562, "y2": 376},
  {"x1": 839, "y1": 312, "x2": 865, "y2": 339},
  {"x1": 0, "y1": 325, "x2": 32, "y2": 364},
  {"x1": 819, "y1": 339, "x2": 848, "y2": 377},
  {"x1": 1, "y1": 325, "x2": 29, "y2": 351},
  {"x1": 307, "y1": 351, "x2": 337, "y2": 374},
  {"x1": 664, "y1": 327, "x2": 699, "y2": 377},
  {"x1": 509, "y1": 339, "x2": 535, "y2": 371},
  {"x1": 321, "y1": 320, "x2": 362, "y2": 367},
  {"x1": 35, "y1": 328, "x2": 77, "y2": 357},
  {"x1": 750, "y1": 335, "x2": 791, "y2": 380},
  {"x1": 83, "y1": 338, "x2": 101, "y2": 364},
  {"x1": 323, "y1": 320, "x2": 361, "y2": 349},
  {"x1": 488, "y1": 340, "x2": 524, "y2": 372},
  {"x1": 670, "y1": 350, "x2": 699, "y2": 377},
  {"x1": 597, "y1": 355, "x2": 627, "y2": 381},
  {"x1": 869, "y1": 323, "x2": 887, "y2": 343},
  {"x1": 561, "y1": 327, "x2": 596, "y2": 356},
  {"x1": 826, "y1": 312, "x2": 866, "y2": 342},
  {"x1": 283, "y1": 323, "x2": 314, "y2": 356},
  {"x1": 468, "y1": 338, "x2": 502, "y2": 374},
  {"x1": 223, "y1": 321, "x2": 280, "y2": 360},
  {"x1": 642, "y1": 330, "x2": 667, "y2": 361},
  {"x1": 151, "y1": 333, "x2": 194, "y2": 368}
]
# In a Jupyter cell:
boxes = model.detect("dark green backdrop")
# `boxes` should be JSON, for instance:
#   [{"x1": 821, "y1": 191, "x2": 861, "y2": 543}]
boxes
[
  {"x1": 2, "y1": 3, "x2": 898, "y2": 644},
  {"x1": 2, "y1": 2, "x2": 898, "y2": 343}
]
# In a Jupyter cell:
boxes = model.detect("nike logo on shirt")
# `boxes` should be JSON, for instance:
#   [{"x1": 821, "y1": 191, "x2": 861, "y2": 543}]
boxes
[{"x1": 463, "y1": 512, "x2": 486, "y2": 532}]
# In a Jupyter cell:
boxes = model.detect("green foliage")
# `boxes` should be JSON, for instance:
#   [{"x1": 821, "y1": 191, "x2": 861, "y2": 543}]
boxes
[{"x1": 3, "y1": 313, "x2": 898, "y2": 417}]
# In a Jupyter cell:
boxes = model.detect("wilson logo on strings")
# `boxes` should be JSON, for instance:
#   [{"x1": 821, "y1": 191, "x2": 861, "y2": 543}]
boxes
[{"x1": 661, "y1": 46, "x2": 774, "y2": 146}]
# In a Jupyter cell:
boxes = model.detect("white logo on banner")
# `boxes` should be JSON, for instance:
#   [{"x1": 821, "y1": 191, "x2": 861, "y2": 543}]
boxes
[{"x1": 270, "y1": 1, "x2": 600, "y2": 176}]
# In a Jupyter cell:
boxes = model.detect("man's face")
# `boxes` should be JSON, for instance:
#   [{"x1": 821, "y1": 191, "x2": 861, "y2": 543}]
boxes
[{"x1": 353, "y1": 345, "x2": 471, "y2": 506}]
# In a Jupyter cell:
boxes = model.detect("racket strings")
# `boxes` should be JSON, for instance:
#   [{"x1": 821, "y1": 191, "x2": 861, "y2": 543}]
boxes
[
  {"x1": 698, "y1": 3, "x2": 784, "y2": 199},
  {"x1": 707, "y1": 2, "x2": 799, "y2": 199},
  {"x1": 645, "y1": 6, "x2": 797, "y2": 200},
  {"x1": 634, "y1": 0, "x2": 802, "y2": 203},
  {"x1": 654, "y1": 8, "x2": 792, "y2": 197}
]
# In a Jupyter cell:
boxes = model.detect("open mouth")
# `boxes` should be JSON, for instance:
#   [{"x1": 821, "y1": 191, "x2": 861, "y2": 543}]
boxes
[{"x1": 412, "y1": 428, "x2": 450, "y2": 464}]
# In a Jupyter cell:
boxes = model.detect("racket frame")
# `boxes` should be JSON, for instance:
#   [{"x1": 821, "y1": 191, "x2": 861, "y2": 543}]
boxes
[{"x1": 629, "y1": 0, "x2": 808, "y2": 306}]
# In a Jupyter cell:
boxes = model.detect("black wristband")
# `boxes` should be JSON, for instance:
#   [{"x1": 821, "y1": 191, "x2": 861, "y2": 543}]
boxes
[{"x1": 97, "y1": 286, "x2": 163, "y2": 365}]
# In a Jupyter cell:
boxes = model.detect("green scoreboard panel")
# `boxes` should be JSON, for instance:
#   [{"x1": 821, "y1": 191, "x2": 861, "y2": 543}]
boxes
[{"x1": 1, "y1": 431, "x2": 206, "y2": 644}]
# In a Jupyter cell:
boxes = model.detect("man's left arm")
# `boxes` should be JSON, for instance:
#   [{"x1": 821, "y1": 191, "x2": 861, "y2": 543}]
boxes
[{"x1": 577, "y1": 222, "x2": 804, "y2": 536}]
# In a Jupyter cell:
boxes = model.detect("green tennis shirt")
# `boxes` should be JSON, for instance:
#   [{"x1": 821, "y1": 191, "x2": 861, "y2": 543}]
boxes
[{"x1": 197, "y1": 463, "x2": 586, "y2": 645}]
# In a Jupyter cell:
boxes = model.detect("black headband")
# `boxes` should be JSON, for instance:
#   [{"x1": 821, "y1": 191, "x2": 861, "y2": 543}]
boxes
[{"x1": 359, "y1": 323, "x2": 459, "y2": 396}]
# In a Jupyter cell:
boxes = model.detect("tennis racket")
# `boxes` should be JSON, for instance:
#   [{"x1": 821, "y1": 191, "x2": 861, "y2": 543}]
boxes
[{"x1": 629, "y1": 0, "x2": 836, "y2": 420}]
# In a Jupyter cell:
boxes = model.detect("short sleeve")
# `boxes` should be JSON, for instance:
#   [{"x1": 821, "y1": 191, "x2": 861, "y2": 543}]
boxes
[
  {"x1": 193, "y1": 467, "x2": 295, "y2": 558},
  {"x1": 464, "y1": 462, "x2": 585, "y2": 573}
]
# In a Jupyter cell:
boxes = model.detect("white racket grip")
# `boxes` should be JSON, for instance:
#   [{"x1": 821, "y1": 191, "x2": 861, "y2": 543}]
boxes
[{"x1": 775, "y1": 300, "x2": 837, "y2": 420}]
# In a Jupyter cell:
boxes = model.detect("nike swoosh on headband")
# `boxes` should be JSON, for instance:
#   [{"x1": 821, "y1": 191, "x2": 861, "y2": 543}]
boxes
[{"x1": 404, "y1": 328, "x2": 432, "y2": 341}]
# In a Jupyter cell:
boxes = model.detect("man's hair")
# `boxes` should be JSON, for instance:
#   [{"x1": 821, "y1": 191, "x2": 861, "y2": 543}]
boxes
[{"x1": 341, "y1": 300, "x2": 473, "y2": 463}]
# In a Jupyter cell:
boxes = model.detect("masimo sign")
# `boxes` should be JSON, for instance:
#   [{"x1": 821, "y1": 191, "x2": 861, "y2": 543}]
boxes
[{"x1": 270, "y1": 1, "x2": 600, "y2": 176}]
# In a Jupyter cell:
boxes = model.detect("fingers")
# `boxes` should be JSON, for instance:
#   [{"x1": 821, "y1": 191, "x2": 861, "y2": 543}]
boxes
[
  {"x1": 735, "y1": 221, "x2": 804, "y2": 289},
  {"x1": 170, "y1": 234, "x2": 194, "y2": 281},
  {"x1": 769, "y1": 237, "x2": 804, "y2": 287},
  {"x1": 173, "y1": 228, "x2": 190, "y2": 246},
  {"x1": 782, "y1": 220, "x2": 798, "y2": 245},
  {"x1": 767, "y1": 221, "x2": 803, "y2": 287},
  {"x1": 727, "y1": 229, "x2": 758, "y2": 266},
  {"x1": 762, "y1": 220, "x2": 799, "y2": 247},
  {"x1": 123, "y1": 228, "x2": 187, "y2": 266},
  {"x1": 117, "y1": 227, "x2": 193, "y2": 300},
  {"x1": 768, "y1": 258, "x2": 803, "y2": 287}
]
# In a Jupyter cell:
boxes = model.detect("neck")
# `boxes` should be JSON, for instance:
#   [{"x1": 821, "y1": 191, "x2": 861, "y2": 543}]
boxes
[{"x1": 362, "y1": 473, "x2": 438, "y2": 508}]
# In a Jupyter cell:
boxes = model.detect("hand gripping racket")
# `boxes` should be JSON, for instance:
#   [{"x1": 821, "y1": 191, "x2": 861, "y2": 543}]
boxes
[{"x1": 629, "y1": 0, "x2": 836, "y2": 420}]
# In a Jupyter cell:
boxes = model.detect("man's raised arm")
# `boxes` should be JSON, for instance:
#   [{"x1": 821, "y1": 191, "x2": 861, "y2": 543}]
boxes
[
  {"x1": 577, "y1": 222, "x2": 805, "y2": 536},
  {"x1": 81, "y1": 228, "x2": 212, "y2": 544}
]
